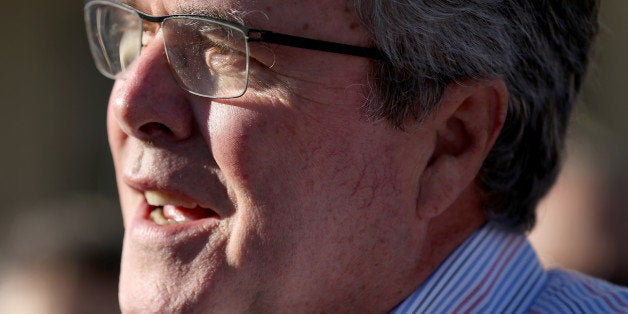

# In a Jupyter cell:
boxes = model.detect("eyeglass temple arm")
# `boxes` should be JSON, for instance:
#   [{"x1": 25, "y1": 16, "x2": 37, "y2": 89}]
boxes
[{"x1": 248, "y1": 30, "x2": 384, "y2": 60}]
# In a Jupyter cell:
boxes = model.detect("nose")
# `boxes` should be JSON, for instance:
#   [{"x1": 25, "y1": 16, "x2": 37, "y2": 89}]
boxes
[{"x1": 109, "y1": 32, "x2": 194, "y2": 142}]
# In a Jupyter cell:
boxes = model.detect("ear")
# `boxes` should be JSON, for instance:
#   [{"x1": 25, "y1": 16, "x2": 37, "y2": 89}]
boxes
[{"x1": 416, "y1": 79, "x2": 508, "y2": 219}]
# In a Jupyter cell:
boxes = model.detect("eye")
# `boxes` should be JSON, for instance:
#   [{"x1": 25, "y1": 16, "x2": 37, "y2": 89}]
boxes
[
  {"x1": 162, "y1": 17, "x2": 250, "y2": 97},
  {"x1": 204, "y1": 43, "x2": 246, "y2": 76},
  {"x1": 206, "y1": 41, "x2": 233, "y2": 55},
  {"x1": 194, "y1": 23, "x2": 248, "y2": 75}
]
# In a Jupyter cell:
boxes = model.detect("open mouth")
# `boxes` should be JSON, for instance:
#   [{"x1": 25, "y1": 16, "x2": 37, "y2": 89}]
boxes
[{"x1": 145, "y1": 190, "x2": 219, "y2": 226}]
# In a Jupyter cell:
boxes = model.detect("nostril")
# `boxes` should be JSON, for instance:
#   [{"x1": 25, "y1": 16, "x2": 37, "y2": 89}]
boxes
[{"x1": 139, "y1": 122, "x2": 174, "y2": 137}]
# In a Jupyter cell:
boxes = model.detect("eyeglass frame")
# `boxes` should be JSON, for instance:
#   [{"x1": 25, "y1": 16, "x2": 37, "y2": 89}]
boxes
[{"x1": 85, "y1": 0, "x2": 384, "y2": 99}]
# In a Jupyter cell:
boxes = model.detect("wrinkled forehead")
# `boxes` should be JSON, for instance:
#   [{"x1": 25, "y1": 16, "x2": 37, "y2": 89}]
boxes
[{"x1": 119, "y1": 0, "x2": 365, "y2": 43}]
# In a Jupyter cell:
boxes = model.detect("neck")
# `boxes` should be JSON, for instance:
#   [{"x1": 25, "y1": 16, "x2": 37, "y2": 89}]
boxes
[{"x1": 402, "y1": 184, "x2": 488, "y2": 306}]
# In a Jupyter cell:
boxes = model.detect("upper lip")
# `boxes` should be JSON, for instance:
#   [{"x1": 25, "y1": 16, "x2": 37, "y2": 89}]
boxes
[{"x1": 119, "y1": 144, "x2": 234, "y2": 218}]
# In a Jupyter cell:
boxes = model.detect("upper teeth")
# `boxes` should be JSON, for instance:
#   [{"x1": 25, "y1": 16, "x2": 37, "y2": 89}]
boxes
[{"x1": 145, "y1": 190, "x2": 197, "y2": 209}]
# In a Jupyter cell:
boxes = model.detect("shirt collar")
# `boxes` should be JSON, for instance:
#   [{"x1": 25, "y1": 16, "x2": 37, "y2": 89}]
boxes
[{"x1": 392, "y1": 221, "x2": 547, "y2": 313}]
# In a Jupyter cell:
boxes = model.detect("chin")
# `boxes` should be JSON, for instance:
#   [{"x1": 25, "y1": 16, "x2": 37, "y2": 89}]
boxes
[
  {"x1": 117, "y1": 232, "x2": 248, "y2": 313},
  {"x1": 118, "y1": 253, "x2": 214, "y2": 313},
  {"x1": 118, "y1": 243, "x2": 194, "y2": 313}
]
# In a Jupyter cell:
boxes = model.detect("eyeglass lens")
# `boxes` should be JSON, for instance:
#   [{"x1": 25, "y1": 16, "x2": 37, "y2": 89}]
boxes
[
  {"x1": 85, "y1": 2, "x2": 141, "y2": 78},
  {"x1": 85, "y1": 1, "x2": 250, "y2": 98}
]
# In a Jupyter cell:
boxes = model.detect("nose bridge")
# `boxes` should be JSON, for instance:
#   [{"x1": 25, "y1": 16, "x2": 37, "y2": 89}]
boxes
[{"x1": 111, "y1": 31, "x2": 194, "y2": 142}]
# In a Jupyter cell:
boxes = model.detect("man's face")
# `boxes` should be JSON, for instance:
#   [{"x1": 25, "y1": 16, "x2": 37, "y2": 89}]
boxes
[{"x1": 109, "y1": 0, "x2": 430, "y2": 311}]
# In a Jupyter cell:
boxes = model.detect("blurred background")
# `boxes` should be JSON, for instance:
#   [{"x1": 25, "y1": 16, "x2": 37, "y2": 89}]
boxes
[
  {"x1": 0, "y1": 1, "x2": 626, "y2": 313},
  {"x1": 0, "y1": 1, "x2": 121, "y2": 313}
]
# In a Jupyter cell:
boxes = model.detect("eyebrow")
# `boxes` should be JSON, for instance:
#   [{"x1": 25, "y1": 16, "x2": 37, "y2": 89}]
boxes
[
  {"x1": 117, "y1": 0, "x2": 135, "y2": 7},
  {"x1": 174, "y1": 2, "x2": 246, "y2": 24},
  {"x1": 114, "y1": 0, "x2": 246, "y2": 24}
]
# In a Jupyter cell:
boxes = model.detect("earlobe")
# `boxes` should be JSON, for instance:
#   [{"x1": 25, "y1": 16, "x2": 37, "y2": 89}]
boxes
[{"x1": 416, "y1": 79, "x2": 508, "y2": 219}]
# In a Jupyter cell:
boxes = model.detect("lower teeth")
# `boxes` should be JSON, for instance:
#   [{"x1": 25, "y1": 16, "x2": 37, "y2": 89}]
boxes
[{"x1": 150, "y1": 208, "x2": 181, "y2": 226}]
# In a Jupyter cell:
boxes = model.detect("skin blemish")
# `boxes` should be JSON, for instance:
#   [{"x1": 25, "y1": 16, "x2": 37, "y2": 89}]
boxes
[
  {"x1": 349, "y1": 22, "x2": 359, "y2": 30},
  {"x1": 302, "y1": 23, "x2": 310, "y2": 31}
]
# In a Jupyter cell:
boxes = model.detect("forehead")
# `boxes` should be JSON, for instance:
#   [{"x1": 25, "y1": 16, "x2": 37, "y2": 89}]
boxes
[{"x1": 121, "y1": 0, "x2": 363, "y2": 41}]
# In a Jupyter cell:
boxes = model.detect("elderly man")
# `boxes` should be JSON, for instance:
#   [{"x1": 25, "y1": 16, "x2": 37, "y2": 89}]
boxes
[{"x1": 84, "y1": 0, "x2": 627, "y2": 312}]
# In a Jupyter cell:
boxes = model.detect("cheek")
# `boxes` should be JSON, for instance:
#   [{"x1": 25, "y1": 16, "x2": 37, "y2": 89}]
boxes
[
  {"x1": 206, "y1": 102, "x2": 336, "y2": 213},
  {"x1": 207, "y1": 105, "x2": 279, "y2": 182},
  {"x1": 205, "y1": 104, "x2": 312, "y2": 271},
  {"x1": 206, "y1": 102, "x2": 317, "y2": 187}
]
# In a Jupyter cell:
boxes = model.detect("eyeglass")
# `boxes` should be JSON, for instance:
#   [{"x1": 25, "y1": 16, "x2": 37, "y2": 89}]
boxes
[{"x1": 84, "y1": 0, "x2": 383, "y2": 99}]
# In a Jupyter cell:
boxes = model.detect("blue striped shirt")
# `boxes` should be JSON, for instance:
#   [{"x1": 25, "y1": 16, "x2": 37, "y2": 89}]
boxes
[{"x1": 392, "y1": 222, "x2": 628, "y2": 313}]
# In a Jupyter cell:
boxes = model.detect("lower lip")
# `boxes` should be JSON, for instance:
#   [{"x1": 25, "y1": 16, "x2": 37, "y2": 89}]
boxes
[{"x1": 127, "y1": 199, "x2": 221, "y2": 247}]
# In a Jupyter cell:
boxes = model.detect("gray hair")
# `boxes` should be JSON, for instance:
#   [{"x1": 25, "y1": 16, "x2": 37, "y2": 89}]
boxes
[{"x1": 353, "y1": 0, "x2": 600, "y2": 230}]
